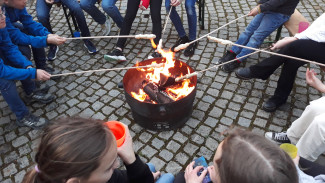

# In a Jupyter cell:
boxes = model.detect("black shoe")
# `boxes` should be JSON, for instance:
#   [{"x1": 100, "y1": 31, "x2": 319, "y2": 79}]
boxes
[
  {"x1": 265, "y1": 131, "x2": 291, "y2": 145},
  {"x1": 16, "y1": 113, "x2": 49, "y2": 129},
  {"x1": 26, "y1": 91, "x2": 55, "y2": 104},
  {"x1": 104, "y1": 49, "x2": 126, "y2": 61},
  {"x1": 48, "y1": 45, "x2": 59, "y2": 61},
  {"x1": 34, "y1": 84, "x2": 50, "y2": 94},
  {"x1": 42, "y1": 66, "x2": 61, "y2": 80},
  {"x1": 219, "y1": 50, "x2": 237, "y2": 64},
  {"x1": 171, "y1": 36, "x2": 189, "y2": 52},
  {"x1": 222, "y1": 61, "x2": 240, "y2": 73},
  {"x1": 148, "y1": 51, "x2": 162, "y2": 59},
  {"x1": 262, "y1": 96, "x2": 286, "y2": 112},
  {"x1": 83, "y1": 39, "x2": 97, "y2": 54},
  {"x1": 235, "y1": 67, "x2": 253, "y2": 80},
  {"x1": 184, "y1": 42, "x2": 197, "y2": 57}
]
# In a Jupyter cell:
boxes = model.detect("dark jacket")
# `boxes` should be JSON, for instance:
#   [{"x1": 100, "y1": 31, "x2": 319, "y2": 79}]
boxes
[
  {"x1": 4, "y1": 6, "x2": 50, "y2": 48},
  {"x1": 258, "y1": 0, "x2": 300, "y2": 16},
  {"x1": 107, "y1": 155, "x2": 154, "y2": 183},
  {"x1": 0, "y1": 28, "x2": 36, "y2": 80}
]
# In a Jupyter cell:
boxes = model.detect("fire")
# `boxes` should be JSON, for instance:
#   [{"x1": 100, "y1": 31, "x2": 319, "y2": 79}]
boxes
[{"x1": 131, "y1": 42, "x2": 195, "y2": 103}]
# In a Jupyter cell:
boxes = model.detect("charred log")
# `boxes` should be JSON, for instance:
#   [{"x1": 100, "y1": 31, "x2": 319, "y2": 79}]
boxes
[{"x1": 143, "y1": 82, "x2": 174, "y2": 103}]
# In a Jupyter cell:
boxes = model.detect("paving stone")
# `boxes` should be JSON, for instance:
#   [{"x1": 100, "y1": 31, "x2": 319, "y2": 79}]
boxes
[
  {"x1": 151, "y1": 138, "x2": 165, "y2": 150},
  {"x1": 149, "y1": 157, "x2": 166, "y2": 171},
  {"x1": 5, "y1": 132, "x2": 17, "y2": 142},
  {"x1": 159, "y1": 150, "x2": 174, "y2": 161},
  {"x1": 141, "y1": 146, "x2": 157, "y2": 159},
  {"x1": 166, "y1": 140, "x2": 181, "y2": 153},
  {"x1": 4, "y1": 151, "x2": 19, "y2": 164},
  {"x1": 3, "y1": 163, "x2": 17, "y2": 177},
  {"x1": 12, "y1": 136, "x2": 29, "y2": 148},
  {"x1": 17, "y1": 156, "x2": 29, "y2": 169},
  {"x1": 14, "y1": 170, "x2": 25, "y2": 183}
]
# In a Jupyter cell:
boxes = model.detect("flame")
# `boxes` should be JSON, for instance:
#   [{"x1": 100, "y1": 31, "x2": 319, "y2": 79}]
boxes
[
  {"x1": 150, "y1": 39, "x2": 157, "y2": 49},
  {"x1": 131, "y1": 41, "x2": 195, "y2": 103},
  {"x1": 131, "y1": 89, "x2": 147, "y2": 102}
]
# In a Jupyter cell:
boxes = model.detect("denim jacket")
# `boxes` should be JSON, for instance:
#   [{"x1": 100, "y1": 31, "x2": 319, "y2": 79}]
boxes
[{"x1": 4, "y1": 6, "x2": 50, "y2": 48}]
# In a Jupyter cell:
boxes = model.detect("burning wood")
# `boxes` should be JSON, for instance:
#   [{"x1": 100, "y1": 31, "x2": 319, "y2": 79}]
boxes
[{"x1": 143, "y1": 82, "x2": 174, "y2": 103}]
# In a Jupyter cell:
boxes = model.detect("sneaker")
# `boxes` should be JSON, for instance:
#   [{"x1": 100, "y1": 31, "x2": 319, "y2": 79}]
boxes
[
  {"x1": 219, "y1": 50, "x2": 237, "y2": 64},
  {"x1": 171, "y1": 36, "x2": 189, "y2": 52},
  {"x1": 262, "y1": 96, "x2": 287, "y2": 112},
  {"x1": 83, "y1": 39, "x2": 97, "y2": 54},
  {"x1": 148, "y1": 51, "x2": 162, "y2": 59},
  {"x1": 222, "y1": 60, "x2": 241, "y2": 73},
  {"x1": 42, "y1": 66, "x2": 61, "y2": 80},
  {"x1": 101, "y1": 16, "x2": 111, "y2": 36},
  {"x1": 265, "y1": 131, "x2": 291, "y2": 145},
  {"x1": 104, "y1": 49, "x2": 126, "y2": 61},
  {"x1": 26, "y1": 91, "x2": 55, "y2": 104},
  {"x1": 47, "y1": 45, "x2": 59, "y2": 61},
  {"x1": 235, "y1": 67, "x2": 253, "y2": 80},
  {"x1": 184, "y1": 42, "x2": 197, "y2": 57},
  {"x1": 16, "y1": 113, "x2": 49, "y2": 129}
]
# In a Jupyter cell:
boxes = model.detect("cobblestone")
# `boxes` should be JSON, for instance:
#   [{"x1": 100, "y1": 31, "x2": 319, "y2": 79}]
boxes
[{"x1": 1, "y1": 1, "x2": 324, "y2": 181}]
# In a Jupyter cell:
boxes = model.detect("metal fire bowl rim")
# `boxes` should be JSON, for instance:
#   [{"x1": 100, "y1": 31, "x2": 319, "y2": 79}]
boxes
[{"x1": 123, "y1": 57, "x2": 197, "y2": 104}]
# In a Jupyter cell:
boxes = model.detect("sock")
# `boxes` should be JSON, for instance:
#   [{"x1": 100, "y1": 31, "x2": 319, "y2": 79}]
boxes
[{"x1": 229, "y1": 50, "x2": 235, "y2": 54}]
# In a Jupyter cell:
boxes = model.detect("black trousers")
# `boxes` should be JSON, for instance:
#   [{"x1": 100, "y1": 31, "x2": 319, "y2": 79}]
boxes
[
  {"x1": 249, "y1": 39, "x2": 325, "y2": 101},
  {"x1": 116, "y1": 0, "x2": 162, "y2": 49},
  {"x1": 299, "y1": 157, "x2": 325, "y2": 177}
]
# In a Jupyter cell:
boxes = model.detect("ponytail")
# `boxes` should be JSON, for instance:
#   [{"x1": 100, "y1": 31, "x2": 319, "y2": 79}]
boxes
[{"x1": 22, "y1": 167, "x2": 38, "y2": 183}]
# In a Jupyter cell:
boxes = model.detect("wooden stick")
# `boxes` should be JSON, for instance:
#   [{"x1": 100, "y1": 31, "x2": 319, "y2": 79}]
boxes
[
  {"x1": 65, "y1": 34, "x2": 156, "y2": 40},
  {"x1": 208, "y1": 36, "x2": 325, "y2": 67},
  {"x1": 174, "y1": 14, "x2": 249, "y2": 52},
  {"x1": 51, "y1": 63, "x2": 164, "y2": 77},
  {"x1": 175, "y1": 49, "x2": 263, "y2": 82}
]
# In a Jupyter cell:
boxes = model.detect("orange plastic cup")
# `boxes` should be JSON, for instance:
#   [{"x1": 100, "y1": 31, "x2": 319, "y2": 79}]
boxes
[
  {"x1": 280, "y1": 143, "x2": 298, "y2": 159},
  {"x1": 105, "y1": 121, "x2": 126, "y2": 147}
]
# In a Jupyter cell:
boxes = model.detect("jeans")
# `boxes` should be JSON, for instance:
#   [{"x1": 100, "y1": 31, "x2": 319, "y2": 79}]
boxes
[
  {"x1": 36, "y1": 0, "x2": 91, "y2": 37},
  {"x1": 165, "y1": 0, "x2": 197, "y2": 40},
  {"x1": 0, "y1": 79, "x2": 30, "y2": 120},
  {"x1": 116, "y1": 0, "x2": 162, "y2": 49},
  {"x1": 147, "y1": 163, "x2": 174, "y2": 183},
  {"x1": 249, "y1": 39, "x2": 325, "y2": 101},
  {"x1": 80, "y1": 0, "x2": 123, "y2": 28},
  {"x1": 12, "y1": 22, "x2": 47, "y2": 69},
  {"x1": 232, "y1": 12, "x2": 290, "y2": 62}
]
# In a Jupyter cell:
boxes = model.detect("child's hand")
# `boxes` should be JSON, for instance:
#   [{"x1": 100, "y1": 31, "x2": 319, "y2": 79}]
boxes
[
  {"x1": 36, "y1": 69, "x2": 51, "y2": 81},
  {"x1": 117, "y1": 125, "x2": 136, "y2": 165},
  {"x1": 248, "y1": 6, "x2": 259, "y2": 16},
  {"x1": 45, "y1": 0, "x2": 55, "y2": 4},
  {"x1": 47, "y1": 34, "x2": 66, "y2": 45},
  {"x1": 270, "y1": 37, "x2": 298, "y2": 50},
  {"x1": 184, "y1": 161, "x2": 207, "y2": 183},
  {"x1": 152, "y1": 171, "x2": 161, "y2": 181},
  {"x1": 306, "y1": 68, "x2": 325, "y2": 92},
  {"x1": 170, "y1": 0, "x2": 182, "y2": 6},
  {"x1": 207, "y1": 165, "x2": 218, "y2": 183}
]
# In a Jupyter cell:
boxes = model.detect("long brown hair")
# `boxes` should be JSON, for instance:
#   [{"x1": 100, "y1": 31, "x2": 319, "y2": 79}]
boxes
[
  {"x1": 216, "y1": 129, "x2": 298, "y2": 183},
  {"x1": 23, "y1": 117, "x2": 114, "y2": 183}
]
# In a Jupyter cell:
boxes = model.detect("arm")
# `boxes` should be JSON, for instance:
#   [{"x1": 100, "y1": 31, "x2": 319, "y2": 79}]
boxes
[
  {"x1": 5, "y1": 8, "x2": 48, "y2": 48},
  {"x1": 259, "y1": 0, "x2": 287, "y2": 13},
  {"x1": 0, "y1": 28, "x2": 33, "y2": 69},
  {"x1": 0, "y1": 59, "x2": 36, "y2": 80}
]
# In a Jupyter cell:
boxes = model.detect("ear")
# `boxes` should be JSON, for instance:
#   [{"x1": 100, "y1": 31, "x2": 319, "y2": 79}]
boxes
[{"x1": 66, "y1": 177, "x2": 80, "y2": 183}]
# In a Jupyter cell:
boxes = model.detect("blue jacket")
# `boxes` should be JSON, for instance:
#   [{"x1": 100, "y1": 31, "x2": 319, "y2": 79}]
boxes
[
  {"x1": 0, "y1": 28, "x2": 36, "y2": 80},
  {"x1": 5, "y1": 6, "x2": 50, "y2": 48}
]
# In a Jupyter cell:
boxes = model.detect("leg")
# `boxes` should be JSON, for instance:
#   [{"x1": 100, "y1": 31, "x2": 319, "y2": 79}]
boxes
[
  {"x1": 236, "y1": 12, "x2": 289, "y2": 61},
  {"x1": 102, "y1": 0, "x2": 124, "y2": 28},
  {"x1": 149, "y1": 0, "x2": 162, "y2": 45},
  {"x1": 287, "y1": 97, "x2": 325, "y2": 144},
  {"x1": 61, "y1": 0, "x2": 91, "y2": 37},
  {"x1": 0, "y1": 78, "x2": 29, "y2": 120},
  {"x1": 116, "y1": 0, "x2": 141, "y2": 49},
  {"x1": 166, "y1": 1, "x2": 186, "y2": 38},
  {"x1": 36, "y1": 0, "x2": 53, "y2": 33},
  {"x1": 174, "y1": 172, "x2": 186, "y2": 183},
  {"x1": 273, "y1": 40, "x2": 325, "y2": 100},
  {"x1": 231, "y1": 13, "x2": 265, "y2": 54},
  {"x1": 296, "y1": 113, "x2": 325, "y2": 161},
  {"x1": 80, "y1": 0, "x2": 106, "y2": 25},
  {"x1": 146, "y1": 163, "x2": 174, "y2": 183},
  {"x1": 185, "y1": 0, "x2": 197, "y2": 41},
  {"x1": 31, "y1": 47, "x2": 47, "y2": 69}
]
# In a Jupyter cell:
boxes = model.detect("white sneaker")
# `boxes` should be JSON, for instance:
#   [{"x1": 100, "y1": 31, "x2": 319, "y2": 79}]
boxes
[{"x1": 101, "y1": 16, "x2": 111, "y2": 36}]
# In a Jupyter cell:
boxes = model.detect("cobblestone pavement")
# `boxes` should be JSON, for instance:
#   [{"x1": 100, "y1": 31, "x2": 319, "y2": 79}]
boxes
[{"x1": 1, "y1": 0, "x2": 325, "y2": 182}]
